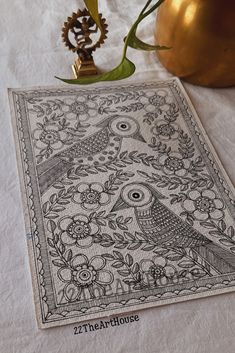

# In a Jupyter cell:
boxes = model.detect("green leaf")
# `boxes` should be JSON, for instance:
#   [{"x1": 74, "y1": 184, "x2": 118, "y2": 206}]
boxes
[
  {"x1": 84, "y1": 0, "x2": 103, "y2": 32},
  {"x1": 56, "y1": 57, "x2": 135, "y2": 85},
  {"x1": 124, "y1": 34, "x2": 170, "y2": 51}
]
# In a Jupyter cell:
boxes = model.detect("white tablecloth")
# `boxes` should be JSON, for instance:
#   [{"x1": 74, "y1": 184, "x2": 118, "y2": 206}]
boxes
[{"x1": 0, "y1": 1, "x2": 235, "y2": 352}]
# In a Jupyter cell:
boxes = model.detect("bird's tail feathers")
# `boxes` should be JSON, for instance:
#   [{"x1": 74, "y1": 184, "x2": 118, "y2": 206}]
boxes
[
  {"x1": 192, "y1": 243, "x2": 235, "y2": 275},
  {"x1": 37, "y1": 157, "x2": 72, "y2": 195}
]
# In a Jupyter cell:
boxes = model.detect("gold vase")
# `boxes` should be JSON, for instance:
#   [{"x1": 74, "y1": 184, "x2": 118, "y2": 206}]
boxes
[{"x1": 155, "y1": 0, "x2": 235, "y2": 87}]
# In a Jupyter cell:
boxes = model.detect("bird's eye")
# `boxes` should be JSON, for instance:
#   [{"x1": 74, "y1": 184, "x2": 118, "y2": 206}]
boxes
[
  {"x1": 110, "y1": 116, "x2": 139, "y2": 137},
  {"x1": 128, "y1": 190, "x2": 144, "y2": 202},
  {"x1": 117, "y1": 122, "x2": 130, "y2": 131}
]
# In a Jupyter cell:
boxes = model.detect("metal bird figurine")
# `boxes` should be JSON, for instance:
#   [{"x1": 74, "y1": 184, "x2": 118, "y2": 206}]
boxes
[
  {"x1": 37, "y1": 116, "x2": 145, "y2": 194},
  {"x1": 112, "y1": 182, "x2": 235, "y2": 274}
]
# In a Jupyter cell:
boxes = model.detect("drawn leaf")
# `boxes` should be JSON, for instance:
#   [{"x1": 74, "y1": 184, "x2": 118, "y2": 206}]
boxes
[
  {"x1": 219, "y1": 239, "x2": 235, "y2": 247},
  {"x1": 112, "y1": 261, "x2": 124, "y2": 268},
  {"x1": 113, "y1": 250, "x2": 124, "y2": 261},
  {"x1": 190, "y1": 268, "x2": 206, "y2": 278},
  {"x1": 102, "y1": 253, "x2": 115, "y2": 260},
  {"x1": 118, "y1": 269, "x2": 130, "y2": 277},
  {"x1": 125, "y1": 254, "x2": 133, "y2": 267},
  {"x1": 47, "y1": 220, "x2": 56, "y2": 233},
  {"x1": 132, "y1": 263, "x2": 140, "y2": 274},
  {"x1": 52, "y1": 259, "x2": 65, "y2": 267},
  {"x1": 218, "y1": 219, "x2": 226, "y2": 231},
  {"x1": 178, "y1": 260, "x2": 195, "y2": 268}
]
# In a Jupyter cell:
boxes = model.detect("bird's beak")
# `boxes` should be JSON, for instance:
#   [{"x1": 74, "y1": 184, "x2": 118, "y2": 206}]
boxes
[
  {"x1": 133, "y1": 131, "x2": 146, "y2": 143},
  {"x1": 111, "y1": 197, "x2": 129, "y2": 212}
]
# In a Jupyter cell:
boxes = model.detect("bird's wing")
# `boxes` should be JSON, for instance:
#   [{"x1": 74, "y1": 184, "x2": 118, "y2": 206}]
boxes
[
  {"x1": 149, "y1": 201, "x2": 209, "y2": 248},
  {"x1": 57, "y1": 128, "x2": 110, "y2": 163}
]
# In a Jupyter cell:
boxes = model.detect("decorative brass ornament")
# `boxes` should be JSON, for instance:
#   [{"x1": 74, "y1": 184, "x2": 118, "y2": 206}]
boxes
[
  {"x1": 155, "y1": 0, "x2": 235, "y2": 87},
  {"x1": 62, "y1": 9, "x2": 108, "y2": 78}
]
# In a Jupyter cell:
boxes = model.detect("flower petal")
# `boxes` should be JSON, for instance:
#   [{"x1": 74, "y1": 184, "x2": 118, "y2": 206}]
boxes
[
  {"x1": 89, "y1": 222, "x2": 99, "y2": 235},
  {"x1": 87, "y1": 100, "x2": 96, "y2": 108},
  {"x1": 159, "y1": 276, "x2": 168, "y2": 286},
  {"x1": 144, "y1": 90, "x2": 157, "y2": 98},
  {"x1": 59, "y1": 131, "x2": 69, "y2": 141},
  {"x1": 90, "y1": 183, "x2": 104, "y2": 193},
  {"x1": 59, "y1": 216, "x2": 73, "y2": 231},
  {"x1": 175, "y1": 168, "x2": 187, "y2": 177},
  {"x1": 61, "y1": 105, "x2": 70, "y2": 113},
  {"x1": 61, "y1": 231, "x2": 76, "y2": 245},
  {"x1": 78, "y1": 113, "x2": 89, "y2": 122},
  {"x1": 194, "y1": 210, "x2": 208, "y2": 221},
  {"x1": 89, "y1": 256, "x2": 106, "y2": 270},
  {"x1": 88, "y1": 109, "x2": 97, "y2": 117},
  {"x1": 139, "y1": 96, "x2": 149, "y2": 105},
  {"x1": 76, "y1": 96, "x2": 86, "y2": 103},
  {"x1": 164, "y1": 265, "x2": 176, "y2": 278},
  {"x1": 33, "y1": 129, "x2": 42, "y2": 140},
  {"x1": 73, "y1": 214, "x2": 89, "y2": 223},
  {"x1": 163, "y1": 166, "x2": 174, "y2": 175},
  {"x1": 157, "y1": 90, "x2": 168, "y2": 97},
  {"x1": 76, "y1": 183, "x2": 89, "y2": 193},
  {"x1": 52, "y1": 141, "x2": 63, "y2": 150},
  {"x1": 64, "y1": 282, "x2": 82, "y2": 301},
  {"x1": 145, "y1": 104, "x2": 156, "y2": 113},
  {"x1": 72, "y1": 193, "x2": 83, "y2": 204},
  {"x1": 158, "y1": 154, "x2": 168, "y2": 165},
  {"x1": 82, "y1": 202, "x2": 99, "y2": 211},
  {"x1": 169, "y1": 152, "x2": 182, "y2": 159},
  {"x1": 214, "y1": 198, "x2": 224, "y2": 210},
  {"x1": 210, "y1": 209, "x2": 224, "y2": 220},
  {"x1": 140, "y1": 259, "x2": 154, "y2": 272},
  {"x1": 153, "y1": 256, "x2": 167, "y2": 268},
  {"x1": 71, "y1": 254, "x2": 88, "y2": 268},
  {"x1": 76, "y1": 236, "x2": 93, "y2": 248},
  {"x1": 183, "y1": 199, "x2": 195, "y2": 212},
  {"x1": 161, "y1": 104, "x2": 170, "y2": 112},
  {"x1": 35, "y1": 140, "x2": 46, "y2": 149},
  {"x1": 188, "y1": 190, "x2": 201, "y2": 201},
  {"x1": 65, "y1": 112, "x2": 77, "y2": 120},
  {"x1": 201, "y1": 189, "x2": 216, "y2": 200},
  {"x1": 64, "y1": 98, "x2": 76, "y2": 105},
  {"x1": 96, "y1": 270, "x2": 114, "y2": 285},
  {"x1": 151, "y1": 127, "x2": 159, "y2": 136},
  {"x1": 58, "y1": 268, "x2": 72, "y2": 283},
  {"x1": 99, "y1": 192, "x2": 110, "y2": 205}
]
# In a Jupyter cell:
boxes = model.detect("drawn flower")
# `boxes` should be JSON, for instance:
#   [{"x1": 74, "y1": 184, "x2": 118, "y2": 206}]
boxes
[
  {"x1": 58, "y1": 254, "x2": 114, "y2": 301},
  {"x1": 33, "y1": 123, "x2": 70, "y2": 151},
  {"x1": 159, "y1": 152, "x2": 190, "y2": 177},
  {"x1": 140, "y1": 256, "x2": 176, "y2": 286},
  {"x1": 151, "y1": 120, "x2": 179, "y2": 141},
  {"x1": 72, "y1": 182, "x2": 111, "y2": 211},
  {"x1": 140, "y1": 90, "x2": 171, "y2": 113},
  {"x1": 182, "y1": 189, "x2": 225, "y2": 221},
  {"x1": 61, "y1": 96, "x2": 97, "y2": 121},
  {"x1": 59, "y1": 214, "x2": 100, "y2": 248}
]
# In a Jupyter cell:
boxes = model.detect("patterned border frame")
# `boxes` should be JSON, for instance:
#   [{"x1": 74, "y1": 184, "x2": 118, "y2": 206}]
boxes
[{"x1": 9, "y1": 79, "x2": 235, "y2": 328}]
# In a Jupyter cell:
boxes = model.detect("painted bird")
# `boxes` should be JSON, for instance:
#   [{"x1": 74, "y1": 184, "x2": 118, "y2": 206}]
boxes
[
  {"x1": 112, "y1": 182, "x2": 235, "y2": 274},
  {"x1": 37, "y1": 115, "x2": 145, "y2": 194}
]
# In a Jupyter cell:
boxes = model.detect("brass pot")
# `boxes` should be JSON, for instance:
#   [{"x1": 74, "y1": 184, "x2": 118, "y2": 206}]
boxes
[{"x1": 155, "y1": 0, "x2": 235, "y2": 87}]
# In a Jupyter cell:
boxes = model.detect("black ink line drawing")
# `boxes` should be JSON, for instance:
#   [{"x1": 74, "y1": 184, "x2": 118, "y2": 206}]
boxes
[
  {"x1": 112, "y1": 182, "x2": 235, "y2": 274},
  {"x1": 37, "y1": 115, "x2": 145, "y2": 194},
  {"x1": 9, "y1": 79, "x2": 235, "y2": 328}
]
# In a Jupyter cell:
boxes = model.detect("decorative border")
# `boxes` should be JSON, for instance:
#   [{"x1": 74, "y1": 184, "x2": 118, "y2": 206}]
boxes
[{"x1": 9, "y1": 79, "x2": 235, "y2": 328}]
